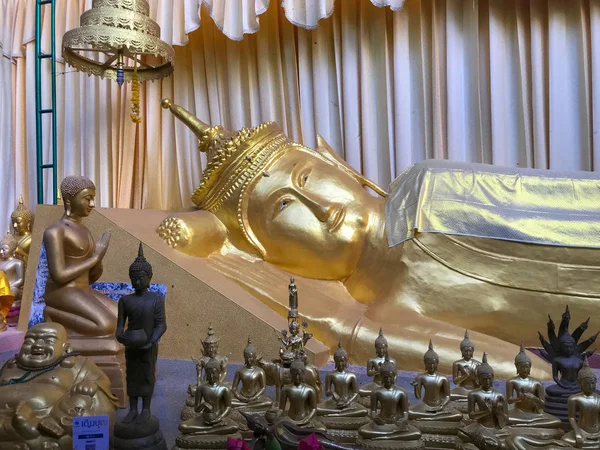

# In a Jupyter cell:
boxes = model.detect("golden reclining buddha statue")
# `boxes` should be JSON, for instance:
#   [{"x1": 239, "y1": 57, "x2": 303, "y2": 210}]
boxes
[{"x1": 157, "y1": 99, "x2": 600, "y2": 381}]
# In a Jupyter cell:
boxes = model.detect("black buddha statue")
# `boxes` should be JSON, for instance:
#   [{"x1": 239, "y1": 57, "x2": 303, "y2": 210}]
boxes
[
  {"x1": 114, "y1": 243, "x2": 168, "y2": 450},
  {"x1": 538, "y1": 305, "x2": 599, "y2": 427}
]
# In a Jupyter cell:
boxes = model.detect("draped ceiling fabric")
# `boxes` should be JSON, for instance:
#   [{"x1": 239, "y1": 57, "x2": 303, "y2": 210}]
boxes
[{"x1": 1, "y1": 0, "x2": 600, "y2": 235}]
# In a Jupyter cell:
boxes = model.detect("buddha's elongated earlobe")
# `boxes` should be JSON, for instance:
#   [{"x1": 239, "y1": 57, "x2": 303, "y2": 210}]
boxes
[
  {"x1": 65, "y1": 200, "x2": 71, "y2": 217},
  {"x1": 315, "y1": 135, "x2": 388, "y2": 198}
]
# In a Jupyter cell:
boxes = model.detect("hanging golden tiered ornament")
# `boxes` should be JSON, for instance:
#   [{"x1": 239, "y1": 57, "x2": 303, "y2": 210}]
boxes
[{"x1": 62, "y1": 0, "x2": 174, "y2": 123}]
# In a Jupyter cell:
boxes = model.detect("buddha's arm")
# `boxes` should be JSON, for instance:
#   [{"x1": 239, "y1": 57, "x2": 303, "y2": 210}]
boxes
[
  {"x1": 194, "y1": 387, "x2": 205, "y2": 413},
  {"x1": 397, "y1": 394, "x2": 409, "y2": 424},
  {"x1": 10, "y1": 261, "x2": 24, "y2": 290},
  {"x1": 145, "y1": 298, "x2": 167, "y2": 348},
  {"x1": 411, "y1": 376, "x2": 422, "y2": 400},
  {"x1": 568, "y1": 398, "x2": 584, "y2": 446},
  {"x1": 231, "y1": 370, "x2": 243, "y2": 399},
  {"x1": 279, "y1": 388, "x2": 289, "y2": 412},
  {"x1": 346, "y1": 375, "x2": 359, "y2": 404},
  {"x1": 440, "y1": 377, "x2": 451, "y2": 406},
  {"x1": 531, "y1": 383, "x2": 545, "y2": 411},
  {"x1": 44, "y1": 228, "x2": 100, "y2": 284},
  {"x1": 452, "y1": 363, "x2": 467, "y2": 385},
  {"x1": 251, "y1": 369, "x2": 267, "y2": 400},
  {"x1": 552, "y1": 361, "x2": 561, "y2": 386},
  {"x1": 324, "y1": 373, "x2": 335, "y2": 399},
  {"x1": 366, "y1": 360, "x2": 378, "y2": 377},
  {"x1": 505, "y1": 381, "x2": 519, "y2": 405},
  {"x1": 298, "y1": 389, "x2": 317, "y2": 425},
  {"x1": 115, "y1": 300, "x2": 126, "y2": 343},
  {"x1": 214, "y1": 389, "x2": 232, "y2": 423},
  {"x1": 468, "y1": 396, "x2": 489, "y2": 421}
]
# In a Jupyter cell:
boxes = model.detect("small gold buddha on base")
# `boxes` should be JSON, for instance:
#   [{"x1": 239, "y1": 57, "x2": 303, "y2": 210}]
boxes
[
  {"x1": 10, "y1": 195, "x2": 33, "y2": 266},
  {"x1": 175, "y1": 358, "x2": 241, "y2": 450},
  {"x1": 358, "y1": 355, "x2": 425, "y2": 450},
  {"x1": 505, "y1": 345, "x2": 563, "y2": 440},
  {"x1": 182, "y1": 326, "x2": 230, "y2": 421},
  {"x1": 560, "y1": 357, "x2": 600, "y2": 449},
  {"x1": 359, "y1": 328, "x2": 397, "y2": 408},
  {"x1": 408, "y1": 341, "x2": 462, "y2": 449},
  {"x1": 228, "y1": 337, "x2": 272, "y2": 436},
  {"x1": 317, "y1": 341, "x2": 370, "y2": 443},
  {"x1": 450, "y1": 331, "x2": 481, "y2": 416},
  {"x1": 0, "y1": 233, "x2": 23, "y2": 325}
]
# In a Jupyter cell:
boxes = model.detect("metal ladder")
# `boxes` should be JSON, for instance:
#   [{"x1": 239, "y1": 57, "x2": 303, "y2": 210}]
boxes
[{"x1": 34, "y1": 0, "x2": 58, "y2": 205}]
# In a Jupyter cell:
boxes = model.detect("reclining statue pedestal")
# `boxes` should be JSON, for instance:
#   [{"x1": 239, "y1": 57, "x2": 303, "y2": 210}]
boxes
[{"x1": 42, "y1": 176, "x2": 126, "y2": 406}]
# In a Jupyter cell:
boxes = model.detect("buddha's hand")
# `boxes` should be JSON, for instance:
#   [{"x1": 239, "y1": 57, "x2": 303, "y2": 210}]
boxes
[
  {"x1": 372, "y1": 415, "x2": 386, "y2": 426},
  {"x1": 72, "y1": 380, "x2": 98, "y2": 397},
  {"x1": 94, "y1": 231, "x2": 111, "y2": 261},
  {"x1": 575, "y1": 430, "x2": 584, "y2": 448},
  {"x1": 12, "y1": 402, "x2": 39, "y2": 440},
  {"x1": 393, "y1": 416, "x2": 408, "y2": 429}
]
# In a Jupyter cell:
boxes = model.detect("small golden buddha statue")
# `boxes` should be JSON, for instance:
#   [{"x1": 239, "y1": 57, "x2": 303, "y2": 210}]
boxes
[
  {"x1": 43, "y1": 176, "x2": 125, "y2": 404},
  {"x1": 231, "y1": 337, "x2": 272, "y2": 409},
  {"x1": 10, "y1": 195, "x2": 33, "y2": 265},
  {"x1": 561, "y1": 357, "x2": 600, "y2": 448},
  {"x1": 359, "y1": 328, "x2": 397, "y2": 407},
  {"x1": 457, "y1": 353, "x2": 512, "y2": 450},
  {"x1": 278, "y1": 358, "x2": 325, "y2": 431},
  {"x1": 0, "y1": 232, "x2": 23, "y2": 323},
  {"x1": 357, "y1": 355, "x2": 424, "y2": 449},
  {"x1": 0, "y1": 271, "x2": 13, "y2": 331},
  {"x1": 505, "y1": 344, "x2": 563, "y2": 439},
  {"x1": 408, "y1": 341, "x2": 462, "y2": 447},
  {"x1": 175, "y1": 358, "x2": 241, "y2": 449},
  {"x1": 0, "y1": 322, "x2": 118, "y2": 449},
  {"x1": 317, "y1": 341, "x2": 369, "y2": 442},
  {"x1": 451, "y1": 330, "x2": 482, "y2": 414}
]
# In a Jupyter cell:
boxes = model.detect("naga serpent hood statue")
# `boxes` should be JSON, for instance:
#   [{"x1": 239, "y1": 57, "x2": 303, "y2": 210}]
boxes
[{"x1": 157, "y1": 99, "x2": 600, "y2": 380}]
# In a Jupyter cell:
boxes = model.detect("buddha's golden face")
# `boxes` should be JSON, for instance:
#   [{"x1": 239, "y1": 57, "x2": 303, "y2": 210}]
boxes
[
  {"x1": 12, "y1": 216, "x2": 31, "y2": 235},
  {"x1": 246, "y1": 149, "x2": 377, "y2": 280},
  {"x1": 18, "y1": 323, "x2": 68, "y2": 368},
  {"x1": 65, "y1": 188, "x2": 96, "y2": 218}
]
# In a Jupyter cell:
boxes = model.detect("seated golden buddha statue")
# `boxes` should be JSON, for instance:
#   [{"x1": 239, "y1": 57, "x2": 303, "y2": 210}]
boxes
[
  {"x1": 505, "y1": 345, "x2": 563, "y2": 439},
  {"x1": 358, "y1": 355, "x2": 424, "y2": 449},
  {"x1": 0, "y1": 322, "x2": 118, "y2": 449},
  {"x1": 560, "y1": 357, "x2": 600, "y2": 448},
  {"x1": 317, "y1": 341, "x2": 369, "y2": 441},
  {"x1": 0, "y1": 233, "x2": 23, "y2": 325},
  {"x1": 451, "y1": 331, "x2": 481, "y2": 414},
  {"x1": 156, "y1": 99, "x2": 574, "y2": 380},
  {"x1": 10, "y1": 195, "x2": 33, "y2": 266},
  {"x1": 277, "y1": 358, "x2": 325, "y2": 431},
  {"x1": 183, "y1": 326, "x2": 230, "y2": 420},
  {"x1": 176, "y1": 358, "x2": 241, "y2": 450},
  {"x1": 43, "y1": 176, "x2": 125, "y2": 404},
  {"x1": 457, "y1": 353, "x2": 513, "y2": 450},
  {"x1": 408, "y1": 341, "x2": 462, "y2": 448},
  {"x1": 359, "y1": 328, "x2": 396, "y2": 406}
]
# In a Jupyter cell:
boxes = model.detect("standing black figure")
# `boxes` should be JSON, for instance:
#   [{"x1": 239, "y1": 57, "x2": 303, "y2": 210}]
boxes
[{"x1": 116, "y1": 243, "x2": 167, "y2": 425}]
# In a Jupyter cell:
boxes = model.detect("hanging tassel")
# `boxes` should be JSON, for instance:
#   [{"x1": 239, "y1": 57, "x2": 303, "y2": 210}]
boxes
[{"x1": 130, "y1": 57, "x2": 143, "y2": 123}]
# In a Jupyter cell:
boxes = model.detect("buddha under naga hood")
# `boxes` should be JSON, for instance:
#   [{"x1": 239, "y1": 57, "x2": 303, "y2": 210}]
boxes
[{"x1": 157, "y1": 99, "x2": 600, "y2": 380}]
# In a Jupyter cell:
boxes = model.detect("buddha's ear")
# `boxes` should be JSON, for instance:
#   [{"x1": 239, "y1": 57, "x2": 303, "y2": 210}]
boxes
[
  {"x1": 314, "y1": 135, "x2": 388, "y2": 198},
  {"x1": 63, "y1": 342, "x2": 73, "y2": 354},
  {"x1": 156, "y1": 211, "x2": 227, "y2": 257}
]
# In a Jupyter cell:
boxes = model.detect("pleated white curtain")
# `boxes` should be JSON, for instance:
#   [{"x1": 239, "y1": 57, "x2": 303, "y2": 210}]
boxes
[{"x1": 1, "y1": 0, "x2": 599, "y2": 235}]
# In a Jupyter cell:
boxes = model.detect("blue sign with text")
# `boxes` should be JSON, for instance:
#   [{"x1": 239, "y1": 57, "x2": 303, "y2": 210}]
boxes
[{"x1": 72, "y1": 416, "x2": 110, "y2": 450}]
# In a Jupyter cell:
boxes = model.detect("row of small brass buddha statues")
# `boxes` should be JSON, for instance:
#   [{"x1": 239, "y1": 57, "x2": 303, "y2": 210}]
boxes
[
  {"x1": 169, "y1": 284, "x2": 600, "y2": 450},
  {"x1": 0, "y1": 196, "x2": 33, "y2": 330}
]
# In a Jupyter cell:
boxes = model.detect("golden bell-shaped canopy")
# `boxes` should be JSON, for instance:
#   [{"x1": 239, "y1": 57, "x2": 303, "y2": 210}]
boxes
[{"x1": 62, "y1": 0, "x2": 175, "y2": 84}]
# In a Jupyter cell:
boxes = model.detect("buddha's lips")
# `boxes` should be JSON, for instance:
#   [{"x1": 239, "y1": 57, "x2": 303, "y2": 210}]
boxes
[{"x1": 328, "y1": 207, "x2": 345, "y2": 232}]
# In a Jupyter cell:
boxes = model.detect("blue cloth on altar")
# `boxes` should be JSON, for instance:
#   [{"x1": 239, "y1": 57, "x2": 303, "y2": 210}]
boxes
[{"x1": 29, "y1": 243, "x2": 167, "y2": 328}]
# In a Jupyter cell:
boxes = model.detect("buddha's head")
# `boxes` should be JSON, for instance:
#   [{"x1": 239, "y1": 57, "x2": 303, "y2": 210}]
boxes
[
  {"x1": 60, "y1": 176, "x2": 96, "y2": 218},
  {"x1": 10, "y1": 195, "x2": 33, "y2": 236},
  {"x1": 578, "y1": 356, "x2": 597, "y2": 395},
  {"x1": 202, "y1": 325, "x2": 219, "y2": 358},
  {"x1": 0, "y1": 233, "x2": 17, "y2": 260},
  {"x1": 243, "y1": 337, "x2": 257, "y2": 367},
  {"x1": 477, "y1": 353, "x2": 494, "y2": 390},
  {"x1": 379, "y1": 355, "x2": 396, "y2": 389},
  {"x1": 375, "y1": 328, "x2": 388, "y2": 358},
  {"x1": 514, "y1": 344, "x2": 531, "y2": 378},
  {"x1": 290, "y1": 358, "x2": 305, "y2": 386},
  {"x1": 334, "y1": 341, "x2": 348, "y2": 372},
  {"x1": 129, "y1": 243, "x2": 153, "y2": 294},
  {"x1": 559, "y1": 335, "x2": 577, "y2": 358},
  {"x1": 158, "y1": 100, "x2": 387, "y2": 281},
  {"x1": 18, "y1": 322, "x2": 70, "y2": 369},
  {"x1": 423, "y1": 340, "x2": 439, "y2": 375},
  {"x1": 460, "y1": 330, "x2": 474, "y2": 361},
  {"x1": 205, "y1": 357, "x2": 221, "y2": 384}
]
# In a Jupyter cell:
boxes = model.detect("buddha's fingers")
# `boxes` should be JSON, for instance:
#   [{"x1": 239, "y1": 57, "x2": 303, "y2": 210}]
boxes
[{"x1": 350, "y1": 313, "x2": 552, "y2": 381}]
